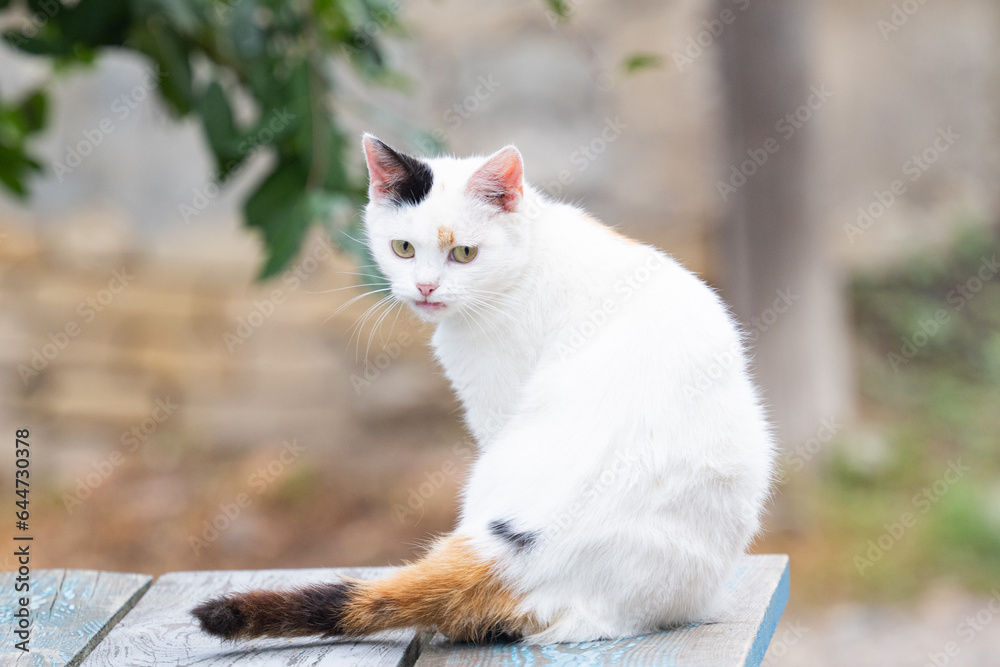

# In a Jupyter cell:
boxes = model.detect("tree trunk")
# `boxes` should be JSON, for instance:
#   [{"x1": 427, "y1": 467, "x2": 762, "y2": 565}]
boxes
[{"x1": 714, "y1": 0, "x2": 854, "y2": 452}]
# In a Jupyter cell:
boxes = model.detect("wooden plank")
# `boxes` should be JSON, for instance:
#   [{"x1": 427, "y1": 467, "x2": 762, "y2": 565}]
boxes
[
  {"x1": 81, "y1": 567, "x2": 422, "y2": 667},
  {"x1": 414, "y1": 554, "x2": 790, "y2": 667},
  {"x1": 743, "y1": 556, "x2": 790, "y2": 667},
  {"x1": 0, "y1": 569, "x2": 152, "y2": 666}
]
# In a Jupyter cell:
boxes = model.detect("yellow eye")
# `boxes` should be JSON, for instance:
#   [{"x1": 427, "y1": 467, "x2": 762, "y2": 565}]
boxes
[
  {"x1": 451, "y1": 246, "x2": 478, "y2": 263},
  {"x1": 391, "y1": 240, "x2": 415, "y2": 258}
]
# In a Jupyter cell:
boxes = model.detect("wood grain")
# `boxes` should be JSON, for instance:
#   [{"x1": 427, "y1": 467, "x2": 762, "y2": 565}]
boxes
[
  {"x1": 6, "y1": 556, "x2": 788, "y2": 665},
  {"x1": 0, "y1": 568, "x2": 152, "y2": 666},
  {"x1": 80, "y1": 567, "x2": 423, "y2": 667},
  {"x1": 413, "y1": 554, "x2": 790, "y2": 667}
]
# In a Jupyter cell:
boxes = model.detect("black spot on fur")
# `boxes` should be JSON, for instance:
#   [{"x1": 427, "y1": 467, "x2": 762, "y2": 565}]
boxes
[
  {"x1": 371, "y1": 138, "x2": 433, "y2": 206},
  {"x1": 191, "y1": 581, "x2": 357, "y2": 640},
  {"x1": 488, "y1": 519, "x2": 538, "y2": 552}
]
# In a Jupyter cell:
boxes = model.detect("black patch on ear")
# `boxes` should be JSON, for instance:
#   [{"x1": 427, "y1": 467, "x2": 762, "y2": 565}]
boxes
[
  {"x1": 373, "y1": 139, "x2": 433, "y2": 206},
  {"x1": 488, "y1": 519, "x2": 538, "y2": 552}
]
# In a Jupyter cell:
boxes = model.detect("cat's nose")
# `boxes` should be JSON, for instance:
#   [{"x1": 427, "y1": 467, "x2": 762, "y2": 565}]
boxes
[{"x1": 416, "y1": 283, "x2": 438, "y2": 298}]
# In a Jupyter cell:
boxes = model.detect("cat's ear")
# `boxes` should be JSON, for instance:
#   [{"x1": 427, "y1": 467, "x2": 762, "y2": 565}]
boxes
[
  {"x1": 466, "y1": 146, "x2": 524, "y2": 213},
  {"x1": 362, "y1": 133, "x2": 434, "y2": 206}
]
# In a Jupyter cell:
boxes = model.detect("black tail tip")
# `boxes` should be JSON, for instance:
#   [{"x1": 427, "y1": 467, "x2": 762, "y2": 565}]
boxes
[{"x1": 192, "y1": 596, "x2": 246, "y2": 640}]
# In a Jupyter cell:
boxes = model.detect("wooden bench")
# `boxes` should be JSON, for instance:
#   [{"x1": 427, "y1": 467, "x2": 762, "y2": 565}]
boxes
[{"x1": 1, "y1": 554, "x2": 788, "y2": 666}]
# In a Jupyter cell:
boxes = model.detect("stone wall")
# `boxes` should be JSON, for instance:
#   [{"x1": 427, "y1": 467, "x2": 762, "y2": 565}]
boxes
[{"x1": 5, "y1": 211, "x2": 465, "y2": 457}]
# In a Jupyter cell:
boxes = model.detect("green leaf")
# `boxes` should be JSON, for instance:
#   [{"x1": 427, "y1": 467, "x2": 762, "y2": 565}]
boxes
[
  {"x1": 128, "y1": 21, "x2": 194, "y2": 115},
  {"x1": 25, "y1": 0, "x2": 53, "y2": 13},
  {"x1": 17, "y1": 90, "x2": 48, "y2": 134},
  {"x1": 314, "y1": 0, "x2": 352, "y2": 42},
  {"x1": 257, "y1": 195, "x2": 311, "y2": 279},
  {"x1": 0, "y1": 172, "x2": 27, "y2": 196},
  {"x1": 1, "y1": 0, "x2": 401, "y2": 278},
  {"x1": 226, "y1": 0, "x2": 265, "y2": 59},
  {"x1": 544, "y1": 0, "x2": 571, "y2": 18},
  {"x1": 245, "y1": 163, "x2": 313, "y2": 279},
  {"x1": 621, "y1": 52, "x2": 662, "y2": 74},
  {"x1": 281, "y1": 60, "x2": 313, "y2": 155},
  {"x1": 3, "y1": 30, "x2": 71, "y2": 57},
  {"x1": 319, "y1": 123, "x2": 349, "y2": 192},
  {"x1": 0, "y1": 144, "x2": 41, "y2": 198},
  {"x1": 198, "y1": 81, "x2": 244, "y2": 177},
  {"x1": 246, "y1": 165, "x2": 306, "y2": 230},
  {"x1": 58, "y1": 0, "x2": 132, "y2": 48},
  {"x1": 144, "y1": 0, "x2": 202, "y2": 36}
]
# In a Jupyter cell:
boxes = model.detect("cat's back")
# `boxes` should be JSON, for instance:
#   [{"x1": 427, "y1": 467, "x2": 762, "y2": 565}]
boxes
[{"x1": 532, "y1": 204, "x2": 740, "y2": 363}]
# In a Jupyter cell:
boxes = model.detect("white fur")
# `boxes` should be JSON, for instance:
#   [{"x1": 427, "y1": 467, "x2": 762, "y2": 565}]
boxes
[{"x1": 363, "y1": 141, "x2": 775, "y2": 643}]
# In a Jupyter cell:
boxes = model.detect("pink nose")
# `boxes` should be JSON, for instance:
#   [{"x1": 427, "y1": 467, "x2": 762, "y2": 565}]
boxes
[{"x1": 416, "y1": 283, "x2": 437, "y2": 298}]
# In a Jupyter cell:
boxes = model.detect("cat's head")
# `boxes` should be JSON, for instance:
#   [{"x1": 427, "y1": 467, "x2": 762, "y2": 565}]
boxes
[{"x1": 361, "y1": 134, "x2": 531, "y2": 323}]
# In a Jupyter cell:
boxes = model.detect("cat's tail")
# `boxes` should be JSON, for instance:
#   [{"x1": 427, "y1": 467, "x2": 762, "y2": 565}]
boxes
[{"x1": 191, "y1": 535, "x2": 532, "y2": 643}]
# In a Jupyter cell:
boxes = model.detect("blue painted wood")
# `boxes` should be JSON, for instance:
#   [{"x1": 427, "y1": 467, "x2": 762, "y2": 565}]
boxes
[
  {"x1": 414, "y1": 554, "x2": 790, "y2": 666},
  {"x1": 0, "y1": 569, "x2": 152, "y2": 666},
  {"x1": 7, "y1": 555, "x2": 788, "y2": 666},
  {"x1": 744, "y1": 559, "x2": 790, "y2": 667},
  {"x1": 81, "y1": 567, "x2": 420, "y2": 666}
]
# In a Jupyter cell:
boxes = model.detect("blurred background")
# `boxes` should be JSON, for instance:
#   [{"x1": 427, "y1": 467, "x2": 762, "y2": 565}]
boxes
[{"x1": 1, "y1": 0, "x2": 999, "y2": 664}]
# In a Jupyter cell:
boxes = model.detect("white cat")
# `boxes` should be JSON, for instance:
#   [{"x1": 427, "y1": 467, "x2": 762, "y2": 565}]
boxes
[{"x1": 192, "y1": 135, "x2": 776, "y2": 645}]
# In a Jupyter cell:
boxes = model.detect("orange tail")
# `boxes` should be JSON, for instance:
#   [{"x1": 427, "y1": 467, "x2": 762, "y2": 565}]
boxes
[{"x1": 192, "y1": 536, "x2": 533, "y2": 643}]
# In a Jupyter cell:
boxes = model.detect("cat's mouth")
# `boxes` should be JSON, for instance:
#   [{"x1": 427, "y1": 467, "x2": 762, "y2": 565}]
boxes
[{"x1": 414, "y1": 299, "x2": 447, "y2": 311}]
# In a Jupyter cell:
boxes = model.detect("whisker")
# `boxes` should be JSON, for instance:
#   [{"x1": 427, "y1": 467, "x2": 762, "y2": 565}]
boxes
[
  {"x1": 347, "y1": 293, "x2": 394, "y2": 338},
  {"x1": 462, "y1": 292, "x2": 515, "y2": 325},
  {"x1": 337, "y1": 229, "x2": 368, "y2": 247},
  {"x1": 350, "y1": 294, "x2": 397, "y2": 360},
  {"x1": 331, "y1": 271, "x2": 388, "y2": 280},
  {"x1": 384, "y1": 300, "x2": 406, "y2": 344},
  {"x1": 359, "y1": 298, "x2": 401, "y2": 362},
  {"x1": 365, "y1": 299, "x2": 401, "y2": 361},
  {"x1": 325, "y1": 288, "x2": 394, "y2": 323},
  {"x1": 306, "y1": 282, "x2": 390, "y2": 295},
  {"x1": 464, "y1": 295, "x2": 511, "y2": 322},
  {"x1": 459, "y1": 301, "x2": 502, "y2": 359}
]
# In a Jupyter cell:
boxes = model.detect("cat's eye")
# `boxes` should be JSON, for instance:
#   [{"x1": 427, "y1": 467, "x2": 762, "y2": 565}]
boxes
[
  {"x1": 391, "y1": 240, "x2": 415, "y2": 258},
  {"x1": 451, "y1": 246, "x2": 478, "y2": 263}
]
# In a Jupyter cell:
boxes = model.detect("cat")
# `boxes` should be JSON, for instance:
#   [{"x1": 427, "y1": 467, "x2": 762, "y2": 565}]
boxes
[{"x1": 192, "y1": 134, "x2": 776, "y2": 644}]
